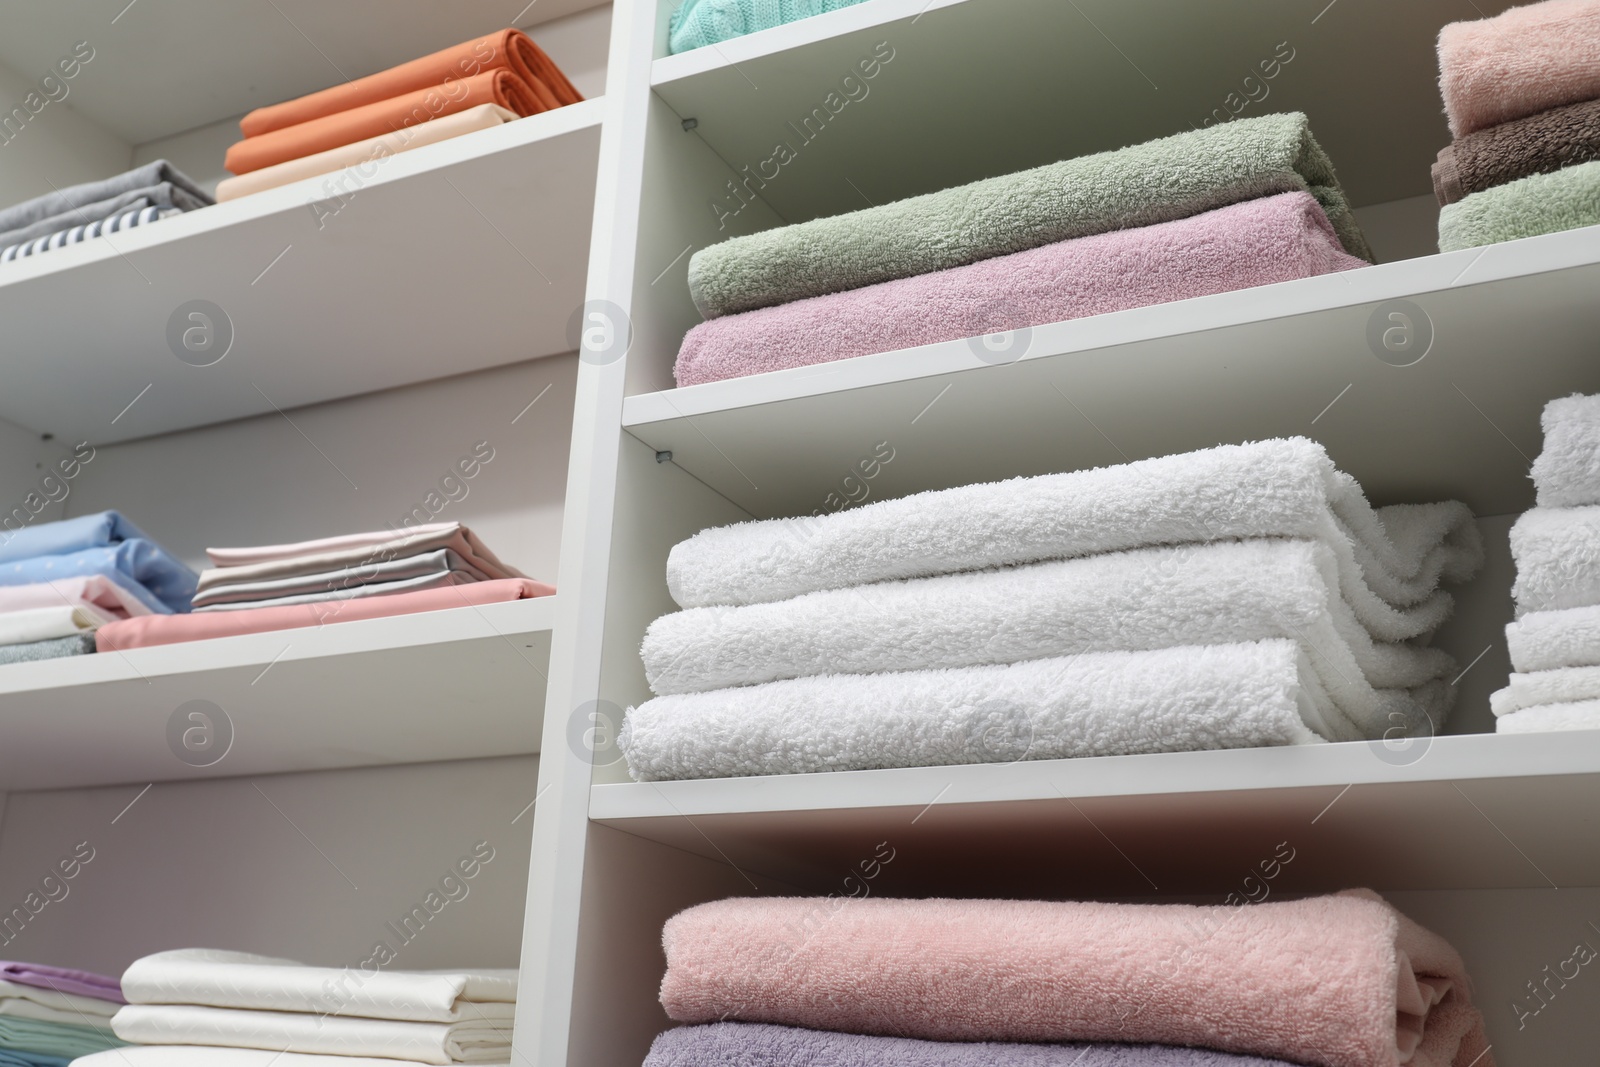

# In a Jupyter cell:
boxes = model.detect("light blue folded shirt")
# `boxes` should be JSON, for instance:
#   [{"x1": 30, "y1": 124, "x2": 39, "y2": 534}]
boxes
[
  {"x1": 668, "y1": 0, "x2": 870, "y2": 53},
  {"x1": 0, "y1": 511, "x2": 196, "y2": 613}
]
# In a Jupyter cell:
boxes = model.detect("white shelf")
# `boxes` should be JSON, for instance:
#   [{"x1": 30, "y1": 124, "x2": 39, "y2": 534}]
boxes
[
  {"x1": 591, "y1": 731, "x2": 1600, "y2": 894},
  {"x1": 0, "y1": 99, "x2": 604, "y2": 446},
  {"x1": 0, "y1": 595, "x2": 557, "y2": 790},
  {"x1": 623, "y1": 226, "x2": 1600, "y2": 518}
]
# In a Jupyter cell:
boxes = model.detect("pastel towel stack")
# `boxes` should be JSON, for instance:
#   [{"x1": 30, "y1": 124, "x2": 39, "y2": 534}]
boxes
[
  {"x1": 623, "y1": 438, "x2": 1482, "y2": 780},
  {"x1": 1432, "y1": 98, "x2": 1600, "y2": 205},
  {"x1": 1437, "y1": 0, "x2": 1600, "y2": 138},
  {"x1": 1438, "y1": 160, "x2": 1600, "y2": 251},
  {"x1": 1491, "y1": 393, "x2": 1600, "y2": 732},
  {"x1": 668, "y1": 0, "x2": 870, "y2": 53},
  {"x1": 675, "y1": 192, "x2": 1365, "y2": 387},
  {"x1": 0, "y1": 964, "x2": 125, "y2": 1066},
  {"x1": 658, "y1": 892, "x2": 1495, "y2": 1067}
]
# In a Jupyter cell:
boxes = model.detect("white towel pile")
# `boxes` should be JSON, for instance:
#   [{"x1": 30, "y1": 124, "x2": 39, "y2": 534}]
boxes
[
  {"x1": 620, "y1": 438, "x2": 1484, "y2": 781},
  {"x1": 1492, "y1": 393, "x2": 1600, "y2": 733},
  {"x1": 76, "y1": 949, "x2": 515, "y2": 1066}
]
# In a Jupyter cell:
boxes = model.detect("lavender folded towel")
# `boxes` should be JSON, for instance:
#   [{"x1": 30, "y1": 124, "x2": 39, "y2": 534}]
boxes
[
  {"x1": 0, "y1": 961, "x2": 123, "y2": 1003},
  {"x1": 1432, "y1": 97, "x2": 1600, "y2": 205},
  {"x1": 675, "y1": 191, "x2": 1363, "y2": 387},
  {"x1": 644, "y1": 1022, "x2": 1301, "y2": 1067}
]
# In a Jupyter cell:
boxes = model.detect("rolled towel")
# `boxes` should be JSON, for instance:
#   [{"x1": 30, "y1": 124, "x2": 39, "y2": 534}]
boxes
[
  {"x1": 659, "y1": 892, "x2": 1495, "y2": 1067},
  {"x1": 687, "y1": 111, "x2": 1371, "y2": 318},
  {"x1": 1496, "y1": 699, "x2": 1600, "y2": 732},
  {"x1": 676, "y1": 192, "x2": 1365, "y2": 386},
  {"x1": 646, "y1": 1022, "x2": 1302, "y2": 1067},
  {"x1": 1437, "y1": 158, "x2": 1600, "y2": 251},
  {"x1": 1437, "y1": 0, "x2": 1600, "y2": 138},
  {"x1": 670, "y1": 0, "x2": 871, "y2": 52},
  {"x1": 1490, "y1": 664, "x2": 1600, "y2": 714},
  {"x1": 0, "y1": 160, "x2": 211, "y2": 247},
  {"x1": 666, "y1": 438, "x2": 1483, "y2": 645},
  {"x1": 621, "y1": 641, "x2": 1330, "y2": 781},
  {"x1": 1509, "y1": 505, "x2": 1600, "y2": 615},
  {"x1": 1432, "y1": 97, "x2": 1600, "y2": 205},
  {"x1": 1531, "y1": 392, "x2": 1600, "y2": 508},
  {"x1": 643, "y1": 538, "x2": 1458, "y2": 741},
  {"x1": 1505, "y1": 605, "x2": 1600, "y2": 671}
]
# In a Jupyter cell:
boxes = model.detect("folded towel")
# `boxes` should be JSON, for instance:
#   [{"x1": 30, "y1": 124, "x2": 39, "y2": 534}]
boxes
[
  {"x1": 73, "y1": 1048, "x2": 500, "y2": 1067},
  {"x1": 1490, "y1": 663, "x2": 1600, "y2": 715},
  {"x1": 621, "y1": 640, "x2": 1329, "y2": 781},
  {"x1": 644, "y1": 538, "x2": 1457, "y2": 742},
  {"x1": 0, "y1": 604, "x2": 113, "y2": 645},
  {"x1": 1505, "y1": 605, "x2": 1600, "y2": 671},
  {"x1": 0, "y1": 542, "x2": 196, "y2": 615},
  {"x1": 1531, "y1": 392, "x2": 1600, "y2": 507},
  {"x1": 668, "y1": 0, "x2": 871, "y2": 52},
  {"x1": 687, "y1": 111, "x2": 1371, "y2": 319},
  {"x1": 200, "y1": 522, "x2": 523, "y2": 587},
  {"x1": 1496, "y1": 699, "x2": 1600, "y2": 732},
  {"x1": 0, "y1": 977, "x2": 119, "y2": 1025},
  {"x1": 110, "y1": 1004, "x2": 506, "y2": 1065},
  {"x1": 676, "y1": 192, "x2": 1365, "y2": 386},
  {"x1": 646, "y1": 1022, "x2": 1303, "y2": 1067},
  {"x1": 1433, "y1": 97, "x2": 1600, "y2": 205},
  {"x1": 0, "y1": 576, "x2": 155, "y2": 620},
  {"x1": 216, "y1": 104, "x2": 518, "y2": 203},
  {"x1": 192, "y1": 548, "x2": 493, "y2": 610},
  {"x1": 0, "y1": 161, "x2": 210, "y2": 246},
  {"x1": 1437, "y1": 0, "x2": 1600, "y2": 138},
  {"x1": 240, "y1": 29, "x2": 580, "y2": 138},
  {"x1": 1438, "y1": 158, "x2": 1600, "y2": 251},
  {"x1": 1509, "y1": 505, "x2": 1600, "y2": 615},
  {"x1": 0, "y1": 1014, "x2": 119, "y2": 1057},
  {"x1": 0, "y1": 633, "x2": 95, "y2": 666},
  {"x1": 667, "y1": 438, "x2": 1482, "y2": 646},
  {"x1": 660, "y1": 892, "x2": 1494, "y2": 1067},
  {"x1": 1, "y1": 206, "x2": 178, "y2": 264}
]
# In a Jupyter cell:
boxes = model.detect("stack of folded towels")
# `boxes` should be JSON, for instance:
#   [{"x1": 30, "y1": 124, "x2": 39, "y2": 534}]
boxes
[
  {"x1": 1490, "y1": 392, "x2": 1600, "y2": 733},
  {"x1": 0, "y1": 960, "x2": 126, "y2": 1065},
  {"x1": 0, "y1": 161, "x2": 211, "y2": 264},
  {"x1": 1435, "y1": 0, "x2": 1600, "y2": 252},
  {"x1": 620, "y1": 438, "x2": 1483, "y2": 781},
  {"x1": 675, "y1": 111, "x2": 1374, "y2": 387},
  {"x1": 96, "y1": 521, "x2": 554, "y2": 652},
  {"x1": 0, "y1": 512, "x2": 196, "y2": 667},
  {"x1": 71, "y1": 949, "x2": 514, "y2": 1066},
  {"x1": 217, "y1": 29, "x2": 582, "y2": 202},
  {"x1": 668, "y1": 0, "x2": 870, "y2": 53},
  {"x1": 649, "y1": 892, "x2": 1494, "y2": 1067}
]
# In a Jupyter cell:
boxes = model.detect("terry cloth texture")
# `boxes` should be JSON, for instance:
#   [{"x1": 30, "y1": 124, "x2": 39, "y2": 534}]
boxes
[
  {"x1": 644, "y1": 1022, "x2": 1305, "y2": 1067},
  {"x1": 1531, "y1": 392, "x2": 1600, "y2": 507},
  {"x1": 1505, "y1": 605, "x2": 1600, "y2": 671},
  {"x1": 1509, "y1": 505, "x2": 1600, "y2": 615},
  {"x1": 1438, "y1": 159, "x2": 1600, "y2": 250},
  {"x1": 73, "y1": 1050, "x2": 499, "y2": 1067},
  {"x1": 668, "y1": 0, "x2": 871, "y2": 52},
  {"x1": 1497, "y1": 700, "x2": 1600, "y2": 732},
  {"x1": 0, "y1": 633, "x2": 95, "y2": 665},
  {"x1": 1433, "y1": 97, "x2": 1600, "y2": 205},
  {"x1": 0, "y1": 161, "x2": 211, "y2": 247},
  {"x1": 1437, "y1": 0, "x2": 1600, "y2": 137},
  {"x1": 675, "y1": 192, "x2": 1365, "y2": 386},
  {"x1": 1, "y1": 206, "x2": 177, "y2": 263},
  {"x1": 686, "y1": 111, "x2": 1372, "y2": 318},
  {"x1": 659, "y1": 892, "x2": 1495, "y2": 1067},
  {"x1": 1491, "y1": 664, "x2": 1600, "y2": 714},
  {"x1": 620, "y1": 640, "x2": 1328, "y2": 781}
]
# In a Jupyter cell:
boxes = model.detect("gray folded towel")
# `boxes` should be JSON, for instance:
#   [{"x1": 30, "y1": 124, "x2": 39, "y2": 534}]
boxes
[
  {"x1": 0, "y1": 633, "x2": 97, "y2": 666},
  {"x1": 0, "y1": 160, "x2": 212, "y2": 247}
]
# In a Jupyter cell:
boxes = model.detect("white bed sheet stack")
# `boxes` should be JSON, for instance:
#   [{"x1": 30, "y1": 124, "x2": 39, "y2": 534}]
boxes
[{"x1": 620, "y1": 437, "x2": 1485, "y2": 781}]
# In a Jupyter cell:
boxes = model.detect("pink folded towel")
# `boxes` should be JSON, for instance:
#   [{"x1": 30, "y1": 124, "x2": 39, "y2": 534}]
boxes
[
  {"x1": 673, "y1": 191, "x2": 1364, "y2": 388},
  {"x1": 660, "y1": 891, "x2": 1494, "y2": 1067},
  {"x1": 1438, "y1": 0, "x2": 1600, "y2": 137}
]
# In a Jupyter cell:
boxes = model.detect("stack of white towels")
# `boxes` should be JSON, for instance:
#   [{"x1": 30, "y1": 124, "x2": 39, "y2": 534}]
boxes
[
  {"x1": 620, "y1": 438, "x2": 1485, "y2": 781},
  {"x1": 72, "y1": 949, "x2": 514, "y2": 1066},
  {"x1": 1492, "y1": 393, "x2": 1600, "y2": 734}
]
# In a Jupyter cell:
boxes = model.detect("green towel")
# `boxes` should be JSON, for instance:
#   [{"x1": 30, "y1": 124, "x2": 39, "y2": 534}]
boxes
[
  {"x1": 1438, "y1": 159, "x2": 1600, "y2": 251},
  {"x1": 668, "y1": 0, "x2": 870, "y2": 54},
  {"x1": 687, "y1": 111, "x2": 1373, "y2": 318},
  {"x1": 0, "y1": 1016, "x2": 122, "y2": 1057}
]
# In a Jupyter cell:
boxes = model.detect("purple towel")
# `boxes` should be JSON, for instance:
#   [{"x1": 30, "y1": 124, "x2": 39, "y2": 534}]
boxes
[
  {"x1": 0, "y1": 961, "x2": 125, "y2": 1003},
  {"x1": 644, "y1": 1023, "x2": 1300, "y2": 1066},
  {"x1": 674, "y1": 191, "x2": 1365, "y2": 388}
]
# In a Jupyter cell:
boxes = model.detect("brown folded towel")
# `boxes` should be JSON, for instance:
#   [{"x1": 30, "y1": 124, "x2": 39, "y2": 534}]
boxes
[{"x1": 1433, "y1": 96, "x2": 1600, "y2": 205}]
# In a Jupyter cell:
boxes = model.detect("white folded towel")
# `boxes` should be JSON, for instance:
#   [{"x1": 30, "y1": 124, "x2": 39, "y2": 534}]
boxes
[
  {"x1": 111, "y1": 1003, "x2": 509, "y2": 1065},
  {"x1": 642, "y1": 538, "x2": 1456, "y2": 741},
  {"x1": 1509, "y1": 505, "x2": 1600, "y2": 616},
  {"x1": 1490, "y1": 664, "x2": 1600, "y2": 716},
  {"x1": 622, "y1": 641, "x2": 1335, "y2": 781},
  {"x1": 1505, "y1": 605, "x2": 1600, "y2": 672},
  {"x1": 1531, "y1": 393, "x2": 1600, "y2": 507},
  {"x1": 0, "y1": 976, "x2": 120, "y2": 1025},
  {"x1": 665, "y1": 438, "x2": 1482, "y2": 644},
  {"x1": 120, "y1": 949, "x2": 515, "y2": 1023},
  {"x1": 73, "y1": 1049, "x2": 501, "y2": 1067},
  {"x1": 0, "y1": 602, "x2": 115, "y2": 644},
  {"x1": 1496, "y1": 700, "x2": 1600, "y2": 733}
]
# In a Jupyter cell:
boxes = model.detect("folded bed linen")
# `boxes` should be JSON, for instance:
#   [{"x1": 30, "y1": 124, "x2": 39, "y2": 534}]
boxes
[
  {"x1": 0, "y1": 978, "x2": 119, "y2": 1025},
  {"x1": 192, "y1": 569, "x2": 482, "y2": 612},
  {"x1": 643, "y1": 539, "x2": 1458, "y2": 742},
  {"x1": 1437, "y1": 0, "x2": 1600, "y2": 138},
  {"x1": 240, "y1": 29, "x2": 579, "y2": 138},
  {"x1": 0, "y1": 161, "x2": 210, "y2": 246},
  {"x1": 667, "y1": 438, "x2": 1483, "y2": 644},
  {"x1": 1496, "y1": 699, "x2": 1600, "y2": 732},
  {"x1": 216, "y1": 104, "x2": 518, "y2": 202},
  {"x1": 687, "y1": 111, "x2": 1371, "y2": 319},
  {"x1": 660, "y1": 891, "x2": 1494, "y2": 1067},
  {"x1": 1531, "y1": 392, "x2": 1600, "y2": 507},
  {"x1": 0, "y1": 1015, "x2": 118, "y2": 1057},
  {"x1": 199, "y1": 522, "x2": 523, "y2": 587},
  {"x1": 647, "y1": 1022, "x2": 1303, "y2": 1067},
  {"x1": 0, "y1": 577, "x2": 153, "y2": 620},
  {"x1": 1, "y1": 206, "x2": 177, "y2": 264},
  {"x1": 0, "y1": 963, "x2": 121, "y2": 1004},
  {"x1": 96, "y1": 577, "x2": 551, "y2": 651},
  {"x1": 0, "y1": 511, "x2": 156, "y2": 565},
  {"x1": 0, "y1": 604, "x2": 113, "y2": 645},
  {"x1": 0, "y1": 634, "x2": 95, "y2": 666},
  {"x1": 0, "y1": 1052, "x2": 66, "y2": 1067},
  {"x1": 1505, "y1": 605, "x2": 1600, "y2": 671},
  {"x1": 668, "y1": 0, "x2": 871, "y2": 52},
  {"x1": 73, "y1": 1049, "x2": 503, "y2": 1067},
  {"x1": 1490, "y1": 664, "x2": 1600, "y2": 715},
  {"x1": 1509, "y1": 504, "x2": 1600, "y2": 615},
  {"x1": 192, "y1": 548, "x2": 493, "y2": 610},
  {"x1": 621, "y1": 640, "x2": 1329, "y2": 781},
  {"x1": 1432, "y1": 97, "x2": 1600, "y2": 205},
  {"x1": 676, "y1": 192, "x2": 1365, "y2": 386},
  {"x1": 0, "y1": 542, "x2": 195, "y2": 615},
  {"x1": 1438, "y1": 159, "x2": 1600, "y2": 251}
]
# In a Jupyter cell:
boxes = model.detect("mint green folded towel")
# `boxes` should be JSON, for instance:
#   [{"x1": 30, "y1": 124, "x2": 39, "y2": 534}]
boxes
[
  {"x1": 0, "y1": 1016, "x2": 122, "y2": 1058},
  {"x1": 669, "y1": 0, "x2": 870, "y2": 54},
  {"x1": 687, "y1": 111, "x2": 1374, "y2": 318},
  {"x1": 1438, "y1": 159, "x2": 1600, "y2": 251}
]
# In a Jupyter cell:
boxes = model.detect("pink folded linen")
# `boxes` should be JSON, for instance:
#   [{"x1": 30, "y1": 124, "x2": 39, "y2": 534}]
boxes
[
  {"x1": 660, "y1": 891, "x2": 1494, "y2": 1067},
  {"x1": 673, "y1": 191, "x2": 1364, "y2": 388},
  {"x1": 0, "y1": 575, "x2": 154, "y2": 619},
  {"x1": 96, "y1": 577, "x2": 553, "y2": 651},
  {"x1": 1438, "y1": 0, "x2": 1600, "y2": 137}
]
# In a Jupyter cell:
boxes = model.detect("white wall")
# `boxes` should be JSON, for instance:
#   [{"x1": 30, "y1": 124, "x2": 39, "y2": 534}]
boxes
[{"x1": 0, "y1": 55, "x2": 130, "y2": 208}]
